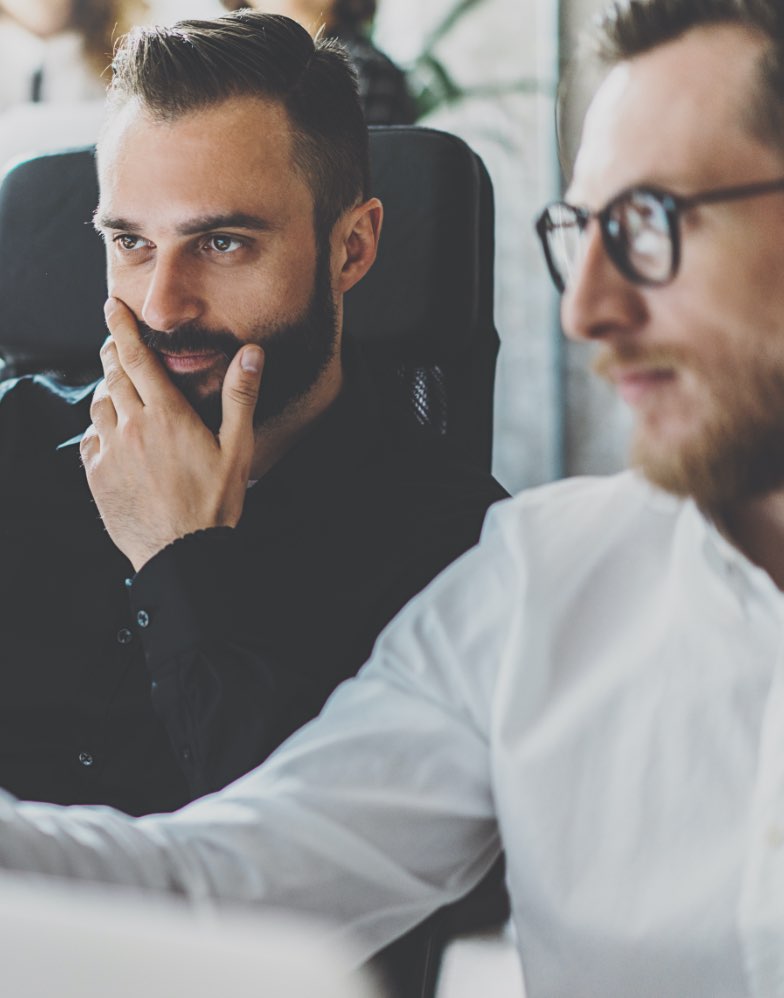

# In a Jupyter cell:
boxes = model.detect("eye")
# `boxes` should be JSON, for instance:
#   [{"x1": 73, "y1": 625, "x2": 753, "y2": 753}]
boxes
[
  {"x1": 205, "y1": 234, "x2": 244, "y2": 254},
  {"x1": 112, "y1": 234, "x2": 149, "y2": 252}
]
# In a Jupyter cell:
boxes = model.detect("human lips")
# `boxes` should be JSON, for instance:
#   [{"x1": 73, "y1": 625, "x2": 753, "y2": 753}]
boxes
[
  {"x1": 157, "y1": 350, "x2": 225, "y2": 374},
  {"x1": 614, "y1": 366, "x2": 677, "y2": 406}
]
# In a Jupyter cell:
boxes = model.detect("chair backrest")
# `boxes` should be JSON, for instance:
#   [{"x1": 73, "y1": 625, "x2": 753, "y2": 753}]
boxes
[{"x1": 0, "y1": 126, "x2": 498, "y2": 469}]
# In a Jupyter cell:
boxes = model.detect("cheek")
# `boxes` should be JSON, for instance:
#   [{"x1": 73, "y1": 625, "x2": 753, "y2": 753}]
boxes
[
  {"x1": 653, "y1": 273, "x2": 741, "y2": 363},
  {"x1": 104, "y1": 256, "x2": 119, "y2": 296},
  {"x1": 685, "y1": 221, "x2": 784, "y2": 343},
  {"x1": 105, "y1": 259, "x2": 144, "y2": 313},
  {"x1": 242, "y1": 254, "x2": 318, "y2": 310},
  {"x1": 203, "y1": 271, "x2": 314, "y2": 333}
]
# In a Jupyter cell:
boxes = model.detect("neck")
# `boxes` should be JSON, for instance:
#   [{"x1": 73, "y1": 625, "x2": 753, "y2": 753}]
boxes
[
  {"x1": 247, "y1": 355, "x2": 344, "y2": 481},
  {"x1": 720, "y1": 489, "x2": 784, "y2": 590}
]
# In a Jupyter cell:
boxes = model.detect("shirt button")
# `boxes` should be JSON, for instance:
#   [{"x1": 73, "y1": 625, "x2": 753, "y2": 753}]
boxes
[
  {"x1": 124, "y1": 577, "x2": 134, "y2": 589},
  {"x1": 136, "y1": 610, "x2": 150, "y2": 628},
  {"x1": 78, "y1": 751, "x2": 94, "y2": 767},
  {"x1": 116, "y1": 627, "x2": 133, "y2": 645},
  {"x1": 181, "y1": 746, "x2": 192, "y2": 762}
]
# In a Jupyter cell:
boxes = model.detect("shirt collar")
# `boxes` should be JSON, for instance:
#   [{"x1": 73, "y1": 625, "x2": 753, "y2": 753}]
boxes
[{"x1": 686, "y1": 500, "x2": 784, "y2": 615}]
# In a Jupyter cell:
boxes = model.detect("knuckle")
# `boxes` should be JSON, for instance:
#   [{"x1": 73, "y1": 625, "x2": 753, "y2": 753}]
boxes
[
  {"x1": 89, "y1": 396, "x2": 105, "y2": 420},
  {"x1": 119, "y1": 343, "x2": 147, "y2": 372},
  {"x1": 227, "y1": 384, "x2": 258, "y2": 408},
  {"x1": 90, "y1": 388, "x2": 106, "y2": 412},
  {"x1": 104, "y1": 366, "x2": 125, "y2": 391},
  {"x1": 79, "y1": 428, "x2": 99, "y2": 465},
  {"x1": 79, "y1": 426, "x2": 97, "y2": 447}
]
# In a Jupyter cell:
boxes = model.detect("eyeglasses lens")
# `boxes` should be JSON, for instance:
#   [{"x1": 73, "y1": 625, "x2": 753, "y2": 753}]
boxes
[
  {"x1": 544, "y1": 202, "x2": 584, "y2": 290},
  {"x1": 609, "y1": 191, "x2": 673, "y2": 284}
]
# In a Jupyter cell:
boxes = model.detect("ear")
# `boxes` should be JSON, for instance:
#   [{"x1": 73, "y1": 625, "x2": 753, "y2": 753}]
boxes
[{"x1": 331, "y1": 197, "x2": 383, "y2": 295}]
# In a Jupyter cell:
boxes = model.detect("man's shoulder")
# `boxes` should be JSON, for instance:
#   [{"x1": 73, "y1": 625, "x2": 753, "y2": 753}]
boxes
[
  {"x1": 318, "y1": 435, "x2": 507, "y2": 573},
  {"x1": 365, "y1": 434, "x2": 508, "y2": 509},
  {"x1": 484, "y1": 470, "x2": 689, "y2": 564},
  {"x1": 515, "y1": 468, "x2": 680, "y2": 517}
]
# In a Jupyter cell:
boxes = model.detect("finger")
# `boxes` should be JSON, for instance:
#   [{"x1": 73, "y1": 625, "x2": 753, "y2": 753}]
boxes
[
  {"x1": 99, "y1": 337, "x2": 142, "y2": 417},
  {"x1": 89, "y1": 379, "x2": 118, "y2": 433},
  {"x1": 104, "y1": 297, "x2": 175, "y2": 407},
  {"x1": 78, "y1": 425, "x2": 100, "y2": 468},
  {"x1": 217, "y1": 344, "x2": 264, "y2": 458}
]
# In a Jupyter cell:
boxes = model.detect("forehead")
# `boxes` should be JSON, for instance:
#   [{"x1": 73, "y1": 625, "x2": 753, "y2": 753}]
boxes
[
  {"x1": 97, "y1": 96, "x2": 314, "y2": 225},
  {"x1": 570, "y1": 24, "x2": 782, "y2": 205}
]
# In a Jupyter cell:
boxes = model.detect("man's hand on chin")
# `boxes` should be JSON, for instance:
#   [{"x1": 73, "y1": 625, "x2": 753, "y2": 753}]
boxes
[{"x1": 80, "y1": 297, "x2": 264, "y2": 572}]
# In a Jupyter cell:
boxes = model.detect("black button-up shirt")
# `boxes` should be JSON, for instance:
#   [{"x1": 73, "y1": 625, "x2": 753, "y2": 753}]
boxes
[{"x1": 0, "y1": 362, "x2": 506, "y2": 815}]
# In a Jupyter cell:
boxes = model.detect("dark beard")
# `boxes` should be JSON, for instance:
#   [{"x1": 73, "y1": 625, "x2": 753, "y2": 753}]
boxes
[{"x1": 137, "y1": 246, "x2": 338, "y2": 433}]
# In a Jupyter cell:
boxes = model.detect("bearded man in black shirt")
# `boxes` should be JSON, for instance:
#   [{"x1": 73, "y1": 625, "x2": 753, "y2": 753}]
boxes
[{"x1": 0, "y1": 10, "x2": 505, "y2": 817}]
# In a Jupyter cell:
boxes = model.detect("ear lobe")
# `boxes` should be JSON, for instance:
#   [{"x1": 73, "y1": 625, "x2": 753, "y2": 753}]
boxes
[{"x1": 334, "y1": 197, "x2": 383, "y2": 294}]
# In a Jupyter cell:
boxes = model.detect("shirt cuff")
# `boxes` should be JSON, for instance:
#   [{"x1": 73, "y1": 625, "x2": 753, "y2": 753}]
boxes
[{"x1": 126, "y1": 526, "x2": 237, "y2": 674}]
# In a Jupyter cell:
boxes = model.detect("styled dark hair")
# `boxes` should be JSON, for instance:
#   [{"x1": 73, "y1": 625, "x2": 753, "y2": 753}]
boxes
[
  {"x1": 591, "y1": 0, "x2": 784, "y2": 152},
  {"x1": 107, "y1": 10, "x2": 370, "y2": 238}
]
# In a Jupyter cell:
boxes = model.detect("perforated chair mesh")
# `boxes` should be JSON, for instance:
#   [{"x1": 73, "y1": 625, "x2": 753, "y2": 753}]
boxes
[{"x1": 398, "y1": 364, "x2": 448, "y2": 435}]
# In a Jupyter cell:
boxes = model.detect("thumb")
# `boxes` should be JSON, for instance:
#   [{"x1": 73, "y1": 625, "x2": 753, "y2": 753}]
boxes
[{"x1": 218, "y1": 344, "x2": 264, "y2": 454}]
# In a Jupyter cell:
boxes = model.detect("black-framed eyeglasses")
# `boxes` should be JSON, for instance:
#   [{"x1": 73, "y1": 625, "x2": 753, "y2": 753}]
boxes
[{"x1": 535, "y1": 176, "x2": 784, "y2": 293}]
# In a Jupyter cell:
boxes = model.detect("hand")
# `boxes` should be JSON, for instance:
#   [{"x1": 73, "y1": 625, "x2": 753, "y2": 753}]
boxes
[{"x1": 80, "y1": 298, "x2": 264, "y2": 572}]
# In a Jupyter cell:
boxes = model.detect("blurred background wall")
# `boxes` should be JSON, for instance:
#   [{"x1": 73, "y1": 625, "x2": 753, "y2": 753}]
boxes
[
  {"x1": 558, "y1": 0, "x2": 630, "y2": 479},
  {"x1": 0, "y1": 0, "x2": 632, "y2": 491}
]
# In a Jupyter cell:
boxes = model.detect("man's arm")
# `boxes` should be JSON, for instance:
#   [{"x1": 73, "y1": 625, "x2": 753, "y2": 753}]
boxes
[
  {"x1": 123, "y1": 525, "x2": 334, "y2": 799},
  {"x1": 0, "y1": 514, "x2": 515, "y2": 958}
]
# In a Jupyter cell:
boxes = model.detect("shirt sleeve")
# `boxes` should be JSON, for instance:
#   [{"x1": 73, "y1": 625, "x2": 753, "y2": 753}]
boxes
[
  {"x1": 127, "y1": 526, "x2": 323, "y2": 800},
  {"x1": 0, "y1": 505, "x2": 518, "y2": 961}
]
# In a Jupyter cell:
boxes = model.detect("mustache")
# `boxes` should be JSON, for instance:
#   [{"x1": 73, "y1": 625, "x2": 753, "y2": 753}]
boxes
[
  {"x1": 592, "y1": 343, "x2": 692, "y2": 382},
  {"x1": 137, "y1": 320, "x2": 241, "y2": 361}
]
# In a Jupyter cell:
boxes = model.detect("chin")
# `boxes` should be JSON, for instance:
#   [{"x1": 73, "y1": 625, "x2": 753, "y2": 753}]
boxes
[{"x1": 630, "y1": 425, "x2": 703, "y2": 497}]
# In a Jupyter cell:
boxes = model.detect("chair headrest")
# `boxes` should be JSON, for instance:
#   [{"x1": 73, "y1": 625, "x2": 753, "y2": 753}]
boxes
[{"x1": 345, "y1": 126, "x2": 493, "y2": 362}]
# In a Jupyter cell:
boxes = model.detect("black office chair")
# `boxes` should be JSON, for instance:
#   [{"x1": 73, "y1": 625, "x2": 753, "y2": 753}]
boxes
[
  {"x1": 0, "y1": 126, "x2": 508, "y2": 995},
  {"x1": 0, "y1": 126, "x2": 498, "y2": 471}
]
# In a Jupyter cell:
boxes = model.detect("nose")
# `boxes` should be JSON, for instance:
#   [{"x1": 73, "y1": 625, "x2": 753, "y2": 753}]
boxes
[
  {"x1": 139, "y1": 252, "x2": 204, "y2": 333},
  {"x1": 560, "y1": 221, "x2": 647, "y2": 343}
]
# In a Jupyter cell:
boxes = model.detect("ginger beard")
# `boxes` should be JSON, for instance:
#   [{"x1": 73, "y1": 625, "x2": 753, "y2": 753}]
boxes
[
  {"x1": 593, "y1": 340, "x2": 784, "y2": 509},
  {"x1": 138, "y1": 241, "x2": 338, "y2": 433}
]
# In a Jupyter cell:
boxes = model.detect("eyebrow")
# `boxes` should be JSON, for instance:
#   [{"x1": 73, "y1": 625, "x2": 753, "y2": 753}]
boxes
[{"x1": 93, "y1": 211, "x2": 274, "y2": 235}]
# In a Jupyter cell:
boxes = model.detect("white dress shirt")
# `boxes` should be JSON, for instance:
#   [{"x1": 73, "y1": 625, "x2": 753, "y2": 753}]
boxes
[{"x1": 0, "y1": 471, "x2": 782, "y2": 997}]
